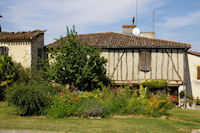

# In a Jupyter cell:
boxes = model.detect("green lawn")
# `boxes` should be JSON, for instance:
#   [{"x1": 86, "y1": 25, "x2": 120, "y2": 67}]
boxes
[{"x1": 0, "y1": 102, "x2": 200, "y2": 133}]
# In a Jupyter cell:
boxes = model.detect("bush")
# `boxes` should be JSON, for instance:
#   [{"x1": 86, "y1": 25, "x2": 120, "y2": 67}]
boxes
[
  {"x1": 47, "y1": 96, "x2": 80, "y2": 118},
  {"x1": 196, "y1": 97, "x2": 200, "y2": 105},
  {"x1": 7, "y1": 81, "x2": 54, "y2": 116},
  {"x1": 126, "y1": 91, "x2": 173, "y2": 117},
  {"x1": 0, "y1": 55, "x2": 17, "y2": 100},
  {"x1": 47, "y1": 85, "x2": 80, "y2": 118},
  {"x1": 78, "y1": 98, "x2": 104, "y2": 118},
  {"x1": 126, "y1": 96, "x2": 148, "y2": 115}
]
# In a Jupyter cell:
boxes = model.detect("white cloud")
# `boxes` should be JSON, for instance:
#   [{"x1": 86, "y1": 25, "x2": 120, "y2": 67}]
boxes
[
  {"x1": 158, "y1": 10, "x2": 200, "y2": 29},
  {"x1": 2, "y1": 0, "x2": 166, "y2": 44}
]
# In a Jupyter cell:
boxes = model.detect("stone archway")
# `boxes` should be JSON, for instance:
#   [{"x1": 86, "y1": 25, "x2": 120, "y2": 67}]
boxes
[{"x1": 0, "y1": 46, "x2": 9, "y2": 56}]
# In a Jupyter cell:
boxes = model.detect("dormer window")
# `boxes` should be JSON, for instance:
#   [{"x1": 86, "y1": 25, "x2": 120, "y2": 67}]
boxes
[
  {"x1": 139, "y1": 50, "x2": 151, "y2": 72},
  {"x1": 0, "y1": 46, "x2": 9, "y2": 56}
]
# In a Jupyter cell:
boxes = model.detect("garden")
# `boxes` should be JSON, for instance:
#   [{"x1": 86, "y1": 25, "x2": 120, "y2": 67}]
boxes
[{"x1": 0, "y1": 27, "x2": 200, "y2": 132}]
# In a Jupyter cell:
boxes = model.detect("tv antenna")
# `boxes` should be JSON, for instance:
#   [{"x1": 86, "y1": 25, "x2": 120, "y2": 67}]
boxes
[
  {"x1": 135, "y1": 0, "x2": 138, "y2": 25},
  {"x1": 152, "y1": 11, "x2": 155, "y2": 32},
  {"x1": 0, "y1": 15, "x2": 2, "y2": 32}
]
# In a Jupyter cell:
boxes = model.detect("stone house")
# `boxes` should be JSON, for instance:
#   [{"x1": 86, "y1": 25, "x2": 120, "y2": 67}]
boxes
[
  {"x1": 186, "y1": 50, "x2": 200, "y2": 98},
  {"x1": 0, "y1": 30, "x2": 45, "y2": 69}
]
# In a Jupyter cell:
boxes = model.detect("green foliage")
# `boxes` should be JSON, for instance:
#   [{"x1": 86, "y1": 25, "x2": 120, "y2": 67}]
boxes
[
  {"x1": 126, "y1": 93, "x2": 172, "y2": 117},
  {"x1": 77, "y1": 98, "x2": 104, "y2": 118},
  {"x1": 47, "y1": 96, "x2": 80, "y2": 118},
  {"x1": 141, "y1": 80, "x2": 167, "y2": 89},
  {"x1": 196, "y1": 97, "x2": 200, "y2": 105},
  {"x1": 187, "y1": 94, "x2": 194, "y2": 100},
  {"x1": 139, "y1": 85, "x2": 146, "y2": 99},
  {"x1": 0, "y1": 55, "x2": 18, "y2": 100},
  {"x1": 179, "y1": 90, "x2": 184, "y2": 99},
  {"x1": 40, "y1": 26, "x2": 109, "y2": 91},
  {"x1": 47, "y1": 84, "x2": 81, "y2": 118},
  {"x1": 6, "y1": 81, "x2": 54, "y2": 116},
  {"x1": 0, "y1": 55, "x2": 16, "y2": 87}
]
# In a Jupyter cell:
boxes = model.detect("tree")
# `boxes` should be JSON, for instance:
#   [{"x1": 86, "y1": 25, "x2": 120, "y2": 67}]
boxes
[
  {"x1": 0, "y1": 55, "x2": 16, "y2": 87},
  {"x1": 41, "y1": 26, "x2": 109, "y2": 91},
  {"x1": 0, "y1": 55, "x2": 17, "y2": 100}
]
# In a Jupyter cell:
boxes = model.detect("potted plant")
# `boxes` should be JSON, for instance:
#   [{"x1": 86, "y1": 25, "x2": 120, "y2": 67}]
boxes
[
  {"x1": 180, "y1": 91, "x2": 184, "y2": 99},
  {"x1": 196, "y1": 97, "x2": 200, "y2": 105},
  {"x1": 186, "y1": 94, "x2": 196, "y2": 109}
]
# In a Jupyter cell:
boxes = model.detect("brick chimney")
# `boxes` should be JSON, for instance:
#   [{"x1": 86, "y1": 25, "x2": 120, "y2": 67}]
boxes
[{"x1": 122, "y1": 16, "x2": 136, "y2": 35}]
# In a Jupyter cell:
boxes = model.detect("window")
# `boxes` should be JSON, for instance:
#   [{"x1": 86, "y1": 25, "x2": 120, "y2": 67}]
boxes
[
  {"x1": 37, "y1": 48, "x2": 42, "y2": 59},
  {"x1": 139, "y1": 50, "x2": 151, "y2": 72},
  {"x1": 37, "y1": 48, "x2": 42, "y2": 70},
  {"x1": 197, "y1": 66, "x2": 200, "y2": 80},
  {"x1": 0, "y1": 47, "x2": 9, "y2": 56}
]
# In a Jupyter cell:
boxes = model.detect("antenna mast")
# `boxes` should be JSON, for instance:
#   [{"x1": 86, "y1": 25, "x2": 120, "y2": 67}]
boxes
[
  {"x1": 152, "y1": 11, "x2": 155, "y2": 32},
  {"x1": 135, "y1": 0, "x2": 138, "y2": 25},
  {"x1": 0, "y1": 15, "x2": 2, "y2": 32}
]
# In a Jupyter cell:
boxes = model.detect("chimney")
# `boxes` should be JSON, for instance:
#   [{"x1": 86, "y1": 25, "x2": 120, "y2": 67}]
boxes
[
  {"x1": 0, "y1": 15, "x2": 2, "y2": 32},
  {"x1": 122, "y1": 16, "x2": 136, "y2": 35}
]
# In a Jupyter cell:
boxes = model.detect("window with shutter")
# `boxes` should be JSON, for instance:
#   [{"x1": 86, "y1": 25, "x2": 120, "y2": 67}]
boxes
[
  {"x1": 139, "y1": 50, "x2": 151, "y2": 72},
  {"x1": 0, "y1": 47, "x2": 9, "y2": 56},
  {"x1": 197, "y1": 66, "x2": 200, "y2": 80}
]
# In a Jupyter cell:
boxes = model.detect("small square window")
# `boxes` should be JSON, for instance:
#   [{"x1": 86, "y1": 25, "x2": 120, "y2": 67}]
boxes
[{"x1": 197, "y1": 66, "x2": 200, "y2": 80}]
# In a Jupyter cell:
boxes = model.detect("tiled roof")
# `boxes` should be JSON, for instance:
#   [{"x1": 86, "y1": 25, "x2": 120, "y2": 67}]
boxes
[
  {"x1": 0, "y1": 30, "x2": 45, "y2": 40},
  {"x1": 47, "y1": 32, "x2": 191, "y2": 49},
  {"x1": 187, "y1": 50, "x2": 200, "y2": 57}
]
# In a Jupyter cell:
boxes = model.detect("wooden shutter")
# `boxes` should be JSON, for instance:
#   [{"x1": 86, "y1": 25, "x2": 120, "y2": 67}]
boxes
[
  {"x1": 197, "y1": 66, "x2": 200, "y2": 80},
  {"x1": 139, "y1": 50, "x2": 151, "y2": 72},
  {"x1": 0, "y1": 47, "x2": 9, "y2": 56}
]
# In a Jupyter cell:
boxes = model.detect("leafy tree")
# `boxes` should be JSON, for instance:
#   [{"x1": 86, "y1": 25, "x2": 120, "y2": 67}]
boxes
[
  {"x1": 41, "y1": 26, "x2": 109, "y2": 91},
  {"x1": 0, "y1": 55, "x2": 17, "y2": 100},
  {"x1": 0, "y1": 55, "x2": 16, "y2": 87}
]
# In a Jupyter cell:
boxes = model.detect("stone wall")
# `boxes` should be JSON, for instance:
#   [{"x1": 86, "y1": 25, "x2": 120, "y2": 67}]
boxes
[
  {"x1": 0, "y1": 41, "x2": 32, "y2": 68},
  {"x1": 186, "y1": 53, "x2": 200, "y2": 98},
  {"x1": 0, "y1": 33, "x2": 44, "y2": 69},
  {"x1": 31, "y1": 34, "x2": 44, "y2": 70}
]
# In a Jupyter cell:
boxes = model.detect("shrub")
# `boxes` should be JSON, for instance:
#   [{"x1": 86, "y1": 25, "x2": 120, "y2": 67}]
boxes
[
  {"x1": 47, "y1": 96, "x2": 80, "y2": 118},
  {"x1": 126, "y1": 96, "x2": 148, "y2": 115},
  {"x1": 126, "y1": 92, "x2": 173, "y2": 117},
  {"x1": 196, "y1": 97, "x2": 200, "y2": 105},
  {"x1": 7, "y1": 81, "x2": 54, "y2": 116},
  {"x1": 47, "y1": 85, "x2": 80, "y2": 118},
  {"x1": 0, "y1": 55, "x2": 17, "y2": 100},
  {"x1": 77, "y1": 98, "x2": 104, "y2": 118}
]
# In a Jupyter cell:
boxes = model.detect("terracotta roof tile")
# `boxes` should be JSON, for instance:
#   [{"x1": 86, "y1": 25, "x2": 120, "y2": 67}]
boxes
[
  {"x1": 0, "y1": 30, "x2": 45, "y2": 40},
  {"x1": 47, "y1": 32, "x2": 191, "y2": 49},
  {"x1": 187, "y1": 50, "x2": 200, "y2": 57}
]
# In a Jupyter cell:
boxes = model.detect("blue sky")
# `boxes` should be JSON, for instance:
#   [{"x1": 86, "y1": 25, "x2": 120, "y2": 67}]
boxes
[{"x1": 0, "y1": 0, "x2": 200, "y2": 51}]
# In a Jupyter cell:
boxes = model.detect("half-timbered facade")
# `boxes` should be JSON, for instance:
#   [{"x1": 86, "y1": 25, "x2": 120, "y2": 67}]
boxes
[{"x1": 47, "y1": 32, "x2": 190, "y2": 87}]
